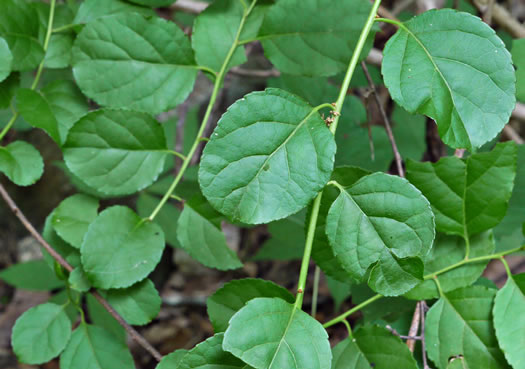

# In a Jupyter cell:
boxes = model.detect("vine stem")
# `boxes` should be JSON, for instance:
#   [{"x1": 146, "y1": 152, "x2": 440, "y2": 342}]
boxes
[
  {"x1": 294, "y1": 0, "x2": 383, "y2": 311},
  {"x1": 323, "y1": 244, "x2": 525, "y2": 328},
  {"x1": 149, "y1": 0, "x2": 258, "y2": 221},
  {"x1": 0, "y1": 183, "x2": 164, "y2": 361}
]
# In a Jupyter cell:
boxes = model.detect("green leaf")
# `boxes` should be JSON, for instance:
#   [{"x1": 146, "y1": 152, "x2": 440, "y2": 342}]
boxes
[
  {"x1": 406, "y1": 142, "x2": 517, "y2": 238},
  {"x1": 49, "y1": 290, "x2": 80, "y2": 323},
  {"x1": 426, "y1": 285, "x2": 507, "y2": 369},
  {"x1": 257, "y1": 0, "x2": 375, "y2": 76},
  {"x1": 494, "y1": 144, "x2": 525, "y2": 251},
  {"x1": 191, "y1": 0, "x2": 246, "y2": 73},
  {"x1": 382, "y1": 9, "x2": 515, "y2": 150},
  {"x1": 176, "y1": 333, "x2": 251, "y2": 369},
  {"x1": 0, "y1": 37, "x2": 12, "y2": 82},
  {"x1": 207, "y1": 278, "x2": 294, "y2": 333},
  {"x1": 325, "y1": 172, "x2": 435, "y2": 296},
  {"x1": 63, "y1": 109, "x2": 169, "y2": 196},
  {"x1": 493, "y1": 273, "x2": 525, "y2": 369},
  {"x1": 73, "y1": 0, "x2": 155, "y2": 25},
  {"x1": 137, "y1": 192, "x2": 181, "y2": 248},
  {"x1": 43, "y1": 210, "x2": 81, "y2": 270},
  {"x1": 60, "y1": 324, "x2": 135, "y2": 369},
  {"x1": 331, "y1": 325, "x2": 418, "y2": 369},
  {"x1": 86, "y1": 294, "x2": 126, "y2": 342},
  {"x1": 52, "y1": 194, "x2": 99, "y2": 249},
  {"x1": 103, "y1": 279, "x2": 161, "y2": 326},
  {"x1": 252, "y1": 211, "x2": 305, "y2": 261},
  {"x1": 45, "y1": 33, "x2": 73, "y2": 69},
  {"x1": 177, "y1": 195, "x2": 242, "y2": 270},
  {"x1": 68, "y1": 267, "x2": 91, "y2": 292},
  {"x1": 81, "y1": 206, "x2": 165, "y2": 289},
  {"x1": 223, "y1": 297, "x2": 332, "y2": 369},
  {"x1": 0, "y1": 141, "x2": 44, "y2": 186},
  {"x1": 312, "y1": 166, "x2": 371, "y2": 283},
  {"x1": 405, "y1": 232, "x2": 494, "y2": 300},
  {"x1": 0, "y1": 260, "x2": 64, "y2": 291},
  {"x1": 513, "y1": 38, "x2": 525, "y2": 102},
  {"x1": 16, "y1": 88, "x2": 60, "y2": 143},
  {"x1": 12, "y1": 303, "x2": 72, "y2": 364},
  {"x1": 0, "y1": 0, "x2": 44, "y2": 71},
  {"x1": 16, "y1": 80, "x2": 88, "y2": 144},
  {"x1": 72, "y1": 13, "x2": 197, "y2": 114},
  {"x1": 199, "y1": 88, "x2": 336, "y2": 224},
  {"x1": 156, "y1": 349, "x2": 188, "y2": 369}
]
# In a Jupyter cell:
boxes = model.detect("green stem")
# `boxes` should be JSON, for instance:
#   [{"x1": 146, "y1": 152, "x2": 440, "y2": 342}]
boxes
[
  {"x1": 433, "y1": 276, "x2": 445, "y2": 297},
  {"x1": 323, "y1": 244, "x2": 525, "y2": 328},
  {"x1": 31, "y1": 0, "x2": 57, "y2": 90},
  {"x1": 464, "y1": 235, "x2": 471, "y2": 260},
  {"x1": 294, "y1": 0, "x2": 383, "y2": 311},
  {"x1": 52, "y1": 23, "x2": 77, "y2": 34},
  {"x1": 342, "y1": 319, "x2": 353, "y2": 338},
  {"x1": 295, "y1": 192, "x2": 323, "y2": 309},
  {"x1": 330, "y1": 0, "x2": 382, "y2": 134},
  {"x1": 375, "y1": 17, "x2": 404, "y2": 28},
  {"x1": 0, "y1": 113, "x2": 19, "y2": 141},
  {"x1": 500, "y1": 256, "x2": 512, "y2": 278},
  {"x1": 167, "y1": 150, "x2": 187, "y2": 160},
  {"x1": 148, "y1": 0, "x2": 258, "y2": 221}
]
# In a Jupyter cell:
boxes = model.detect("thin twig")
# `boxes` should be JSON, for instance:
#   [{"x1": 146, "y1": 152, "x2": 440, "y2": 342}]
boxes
[
  {"x1": 420, "y1": 301, "x2": 431, "y2": 369},
  {"x1": 470, "y1": 0, "x2": 525, "y2": 38},
  {"x1": 0, "y1": 183, "x2": 163, "y2": 362},
  {"x1": 229, "y1": 66, "x2": 281, "y2": 78},
  {"x1": 311, "y1": 266, "x2": 321, "y2": 317},
  {"x1": 361, "y1": 61, "x2": 405, "y2": 177},
  {"x1": 482, "y1": 0, "x2": 495, "y2": 24},
  {"x1": 171, "y1": 0, "x2": 208, "y2": 13},
  {"x1": 512, "y1": 103, "x2": 525, "y2": 121},
  {"x1": 454, "y1": 148, "x2": 466, "y2": 158},
  {"x1": 406, "y1": 301, "x2": 421, "y2": 352}
]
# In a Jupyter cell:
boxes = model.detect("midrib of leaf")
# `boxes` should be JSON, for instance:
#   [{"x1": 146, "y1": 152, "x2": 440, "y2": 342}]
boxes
[
  {"x1": 231, "y1": 106, "x2": 323, "y2": 219},
  {"x1": 397, "y1": 23, "x2": 466, "y2": 144},
  {"x1": 268, "y1": 305, "x2": 298, "y2": 369},
  {"x1": 83, "y1": 325, "x2": 104, "y2": 369}
]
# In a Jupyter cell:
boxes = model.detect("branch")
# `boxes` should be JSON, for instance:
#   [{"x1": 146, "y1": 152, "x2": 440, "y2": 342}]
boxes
[
  {"x1": 361, "y1": 61, "x2": 405, "y2": 177},
  {"x1": 171, "y1": 0, "x2": 208, "y2": 13},
  {"x1": 406, "y1": 302, "x2": 421, "y2": 352},
  {"x1": 471, "y1": 0, "x2": 525, "y2": 38},
  {"x1": 503, "y1": 125, "x2": 524, "y2": 144},
  {"x1": 229, "y1": 66, "x2": 281, "y2": 78},
  {"x1": 0, "y1": 183, "x2": 163, "y2": 362}
]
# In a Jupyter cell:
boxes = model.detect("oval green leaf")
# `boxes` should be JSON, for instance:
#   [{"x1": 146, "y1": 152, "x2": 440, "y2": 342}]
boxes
[
  {"x1": 52, "y1": 194, "x2": 99, "y2": 249},
  {"x1": 63, "y1": 109, "x2": 169, "y2": 196},
  {"x1": 257, "y1": 0, "x2": 375, "y2": 76},
  {"x1": 0, "y1": 260, "x2": 64, "y2": 291},
  {"x1": 72, "y1": 13, "x2": 197, "y2": 114},
  {"x1": 493, "y1": 273, "x2": 525, "y2": 369},
  {"x1": 60, "y1": 324, "x2": 135, "y2": 369},
  {"x1": 406, "y1": 141, "x2": 517, "y2": 238},
  {"x1": 81, "y1": 206, "x2": 165, "y2": 289},
  {"x1": 68, "y1": 267, "x2": 91, "y2": 292},
  {"x1": 156, "y1": 349, "x2": 188, "y2": 369},
  {"x1": 426, "y1": 285, "x2": 507, "y2": 369},
  {"x1": 103, "y1": 279, "x2": 161, "y2": 326},
  {"x1": 382, "y1": 9, "x2": 515, "y2": 150},
  {"x1": 73, "y1": 0, "x2": 155, "y2": 25},
  {"x1": 177, "y1": 195, "x2": 243, "y2": 271},
  {"x1": 207, "y1": 278, "x2": 294, "y2": 333},
  {"x1": 199, "y1": 88, "x2": 336, "y2": 224},
  {"x1": 12, "y1": 303, "x2": 72, "y2": 364},
  {"x1": 223, "y1": 297, "x2": 332, "y2": 369},
  {"x1": 325, "y1": 172, "x2": 435, "y2": 296},
  {"x1": 0, "y1": 141, "x2": 44, "y2": 186}
]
